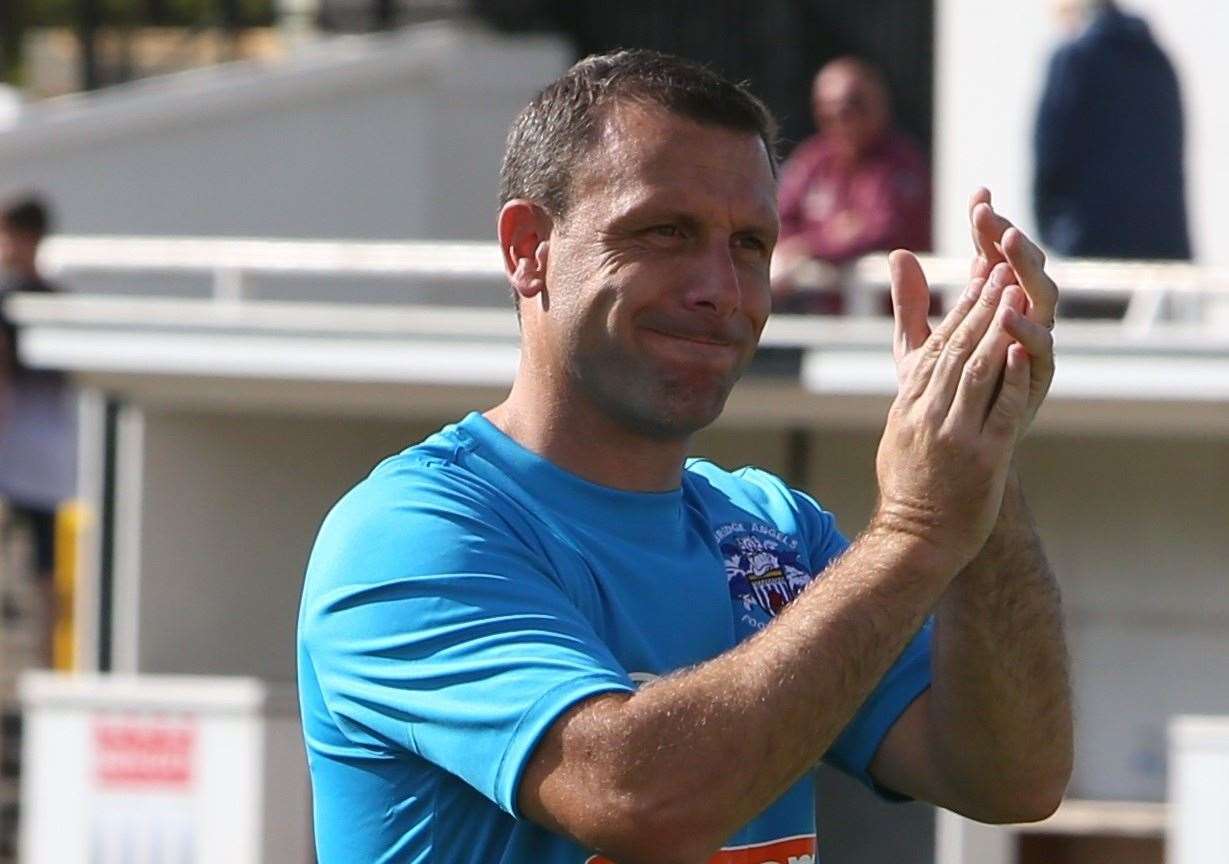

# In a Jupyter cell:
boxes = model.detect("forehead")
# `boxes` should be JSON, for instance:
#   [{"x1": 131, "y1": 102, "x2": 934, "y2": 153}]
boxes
[
  {"x1": 816, "y1": 67, "x2": 867, "y2": 100},
  {"x1": 567, "y1": 102, "x2": 778, "y2": 223}
]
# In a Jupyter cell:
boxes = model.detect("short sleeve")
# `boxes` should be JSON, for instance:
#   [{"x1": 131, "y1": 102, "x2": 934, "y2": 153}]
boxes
[
  {"x1": 299, "y1": 463, "x2": 635, "y2": 816},
  {"x1": 786, "y1": 486, "x2": 933, "y2": 797},
  {"x1": 787, "y1": 486, "x2": 849, "y2": 572},
  {"x1": 823, "y1": 619, "x2": 933, "y2": 796}
]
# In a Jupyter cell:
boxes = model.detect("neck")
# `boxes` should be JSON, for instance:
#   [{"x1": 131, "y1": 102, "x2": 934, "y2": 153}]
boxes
[{"x1": 486, "y1": 369, "x2": 690, "y2": 494}]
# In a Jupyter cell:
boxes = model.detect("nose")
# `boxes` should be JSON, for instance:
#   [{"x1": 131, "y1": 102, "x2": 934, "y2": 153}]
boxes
[{"x1": 682, "y1": 239, "x2": 741, "y2": 319}]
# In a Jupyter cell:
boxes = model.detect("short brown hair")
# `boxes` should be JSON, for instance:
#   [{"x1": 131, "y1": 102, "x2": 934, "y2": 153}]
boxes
[
  {"x1": 1, "y1": 195, "x2": 52, "y2": 239},
  {"x1": 499, "y1": 49, "x2": 779, "y2": 220}
]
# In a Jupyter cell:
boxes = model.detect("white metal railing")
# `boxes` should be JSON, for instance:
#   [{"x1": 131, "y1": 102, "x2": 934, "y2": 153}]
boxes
[
  {"x1": 852, "y1": 255, "x2": 1229, "y2": 333},
  {"x1": 40, "y1": 236, "x2": 504, "y2": 302},
  {"x1": 38, "y1": 235, "x2": 1229, "y2": 332}
]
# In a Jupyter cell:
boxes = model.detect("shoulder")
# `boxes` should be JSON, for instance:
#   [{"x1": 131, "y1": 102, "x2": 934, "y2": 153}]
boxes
[
  {"x1": 781, "y1": 133, "x2": 828, "y2": 165},
  {"x1": 1047, "y1": 39, "x2": 1092, "y2": 81},
  {"x1": 304, "y1": 441, "x2": 533, "y2": 598},
  {"x1": 684, "y1": 458, "x2": 796, "y2": 507},
  {"x1": 874, "y1": 133, "x2": 927, "y2": 188},
  {"x1": 884, "y1": 130, "x2": 925, "y2": 161},
  {"x1": 779, "y1": 135, "x2": 833, "y2": 181},
  {"x1": 326, "y1": 448, "x2": 490, "y2": 531},
  {"x1": 684, "y1": 459, "x2": 841, "y2": 543}
]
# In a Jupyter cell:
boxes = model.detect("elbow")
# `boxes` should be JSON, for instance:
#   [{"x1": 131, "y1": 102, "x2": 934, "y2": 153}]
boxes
[
  {"x1": 979, "y1": 783, "x2": 1066, "y2": 825},
  {"x1": 1015, "y1": 764, "x2": 1072, "y2": 824},
  {"x1": 579, "y1": 779, "x2": 729, "y2": 864},
  {"x1": 585, "y1": 827, "x2": 720, "y2": 864},
  {"x1": 963, "y1": 722, "x2": 1074, "y2": 825},
  {"x1": 965, "y1": 766, "x2": 1071, "y2": 825}
]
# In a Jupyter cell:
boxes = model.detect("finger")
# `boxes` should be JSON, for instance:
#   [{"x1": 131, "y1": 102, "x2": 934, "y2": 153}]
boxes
[
  {"x1": 972, "y1": 202, "x2": 1012, "y2": 259},
  {"x1": 967, "y1": 187, "x2": 990, "y2": 260},
  {"x1": 969, "y1": 196, "x2": 1011, "y2": 279},
  {"x1": 968, "y1": 189, "x2": 992, "y2": 279},
  {"x1": 946, "y1": 284, "x2": 1027, "y2": 431},
  {"x1": 1003, "y1": 304, "x2": 1056, "y2": 418},
  {"x1": 922, "y1": 262, "x2": 1014, "y2": 415},
  {"x1": 898, "y1": 275, "x2": 985, "y2": 402},
  {"x1": 1002, "y1": 227, "x2": 1059, "y2": 330},
  {"x1": 967, "y1": 187, "x2": 990, "y2": 238},
  {"x1": 889, "y1": 249, "x2": 932, "y2": 360},
  {"x1": 969, "y1": 187, "x2": 991, "y2": 211},
  {"x1": 1003, "y1": 306, "x2": 1054, "y2": 362},
  {"x1": 985, "y1": 342, "x2": 1032, "y2": 440}
]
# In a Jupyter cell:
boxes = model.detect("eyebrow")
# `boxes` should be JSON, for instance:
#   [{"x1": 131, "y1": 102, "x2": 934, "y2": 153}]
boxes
[{"x1": 612, "y1": 194, "x2": 777, "y2": 237}]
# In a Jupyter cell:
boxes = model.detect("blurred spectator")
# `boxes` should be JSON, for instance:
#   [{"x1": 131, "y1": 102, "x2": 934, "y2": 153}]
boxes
[
  {"x1": 0, "y1": 195, "x2": 76, "y2": 588},
  {"x1": 1034, "y1": 0, "x2": 1189, "y2": 261},
  {"x1": 774, "y1": 56, "x2": 931, "y2": 314}
]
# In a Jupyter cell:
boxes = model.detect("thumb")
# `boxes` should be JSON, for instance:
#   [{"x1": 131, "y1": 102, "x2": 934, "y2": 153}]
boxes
[{"x1": 888, "y1": 249, "x2": 931, "y2": 360}]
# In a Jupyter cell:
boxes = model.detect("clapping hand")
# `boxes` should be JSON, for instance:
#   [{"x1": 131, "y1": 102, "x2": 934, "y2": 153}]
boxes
[{"x1": 871, "y1": 190, "x2": 1059, "y2": 576}]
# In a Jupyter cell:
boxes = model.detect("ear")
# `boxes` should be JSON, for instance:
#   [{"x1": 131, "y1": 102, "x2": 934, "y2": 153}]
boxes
[{"x1": 498, "y1": 200, "x2": 552, "y2": 301}]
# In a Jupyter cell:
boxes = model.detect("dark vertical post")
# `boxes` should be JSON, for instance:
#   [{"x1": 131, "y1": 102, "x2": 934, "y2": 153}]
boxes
[
  {"x1": 0, "y1": 0, "x2": 22, "y2": 84},
  {"x1": 373, "y1": 0, "x2": 395, "y2": 29},
  {"x1": 77, "y1": 0, "x2": 102, "y2": 90},
  {"x1": 218, "y1": 0, "x2": 242, "y2": 60},
  {"x1": 785, "y1": 427, "x2": 811, "y2": 490},
  {"x1": 97, "y1": 399, "x2": 119, "y2": 672}
]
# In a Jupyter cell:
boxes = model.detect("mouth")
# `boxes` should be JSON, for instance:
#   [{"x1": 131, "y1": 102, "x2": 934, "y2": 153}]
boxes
[
  {"x1": 644, "y1": 328, "x2": 735, "y2": 348},
  {"x1": 640, "y1": 327, "x2": 744, "y2": 369}
]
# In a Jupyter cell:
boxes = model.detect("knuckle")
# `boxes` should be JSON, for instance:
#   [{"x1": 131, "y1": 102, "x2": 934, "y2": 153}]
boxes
[
  {"x1": 935, "y1": 423, "x2": 965, "y2": 451},
  {"x1": 974, "y1": 446, "x2": 1000, "y2": 473},
  {"x1": 918, "y1": 399, "x2": 947, "y2": 428},
  {"x1": 931, "y1": 425, "x2": 954, "y2": 451},
  {"x1": 900, "y1": 379, "x2": 927, "y2": 403},
  {"x1": 962, "y1": 354, "x2": 993, "y2": 385},
  {"x1": 995, "y1": 390, "x2": 1024, "y2": 422},
  {"x1": 921, "y1": 334, "x2": 947, "y2": 362},
  {"x1": 945, "y1": 331, "x2": 975, "y2": 357},
  {"x1": 985, "y1": 412, "x2": 1015, "y2": 440},
  {"x1": 887, "y1": 399, "x2": 911, "y2": 422}
]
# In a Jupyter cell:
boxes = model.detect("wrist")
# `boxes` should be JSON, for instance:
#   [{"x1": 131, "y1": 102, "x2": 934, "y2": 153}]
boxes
[{"x1": 863, "y1": 508, "x2": 966, "y2": 584}]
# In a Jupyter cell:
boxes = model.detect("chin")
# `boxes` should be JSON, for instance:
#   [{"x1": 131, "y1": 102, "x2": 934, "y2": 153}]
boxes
[
  {"x1": 628, "y1": 386, "x2": 732, "y2": 442},
  {"x1": 572, "y1": 347, "x2": 740, "y2": 441}
]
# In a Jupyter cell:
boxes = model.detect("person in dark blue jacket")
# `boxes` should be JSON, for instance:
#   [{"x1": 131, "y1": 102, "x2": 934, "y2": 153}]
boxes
[{"x1": 1034, "y1": 1, "x2": 1190, "y2": 261}]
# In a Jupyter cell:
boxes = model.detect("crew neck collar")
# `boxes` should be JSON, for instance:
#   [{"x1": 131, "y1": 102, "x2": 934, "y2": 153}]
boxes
[{"x1": 456, "y1": 411, "x2": 685, "y2": 539}]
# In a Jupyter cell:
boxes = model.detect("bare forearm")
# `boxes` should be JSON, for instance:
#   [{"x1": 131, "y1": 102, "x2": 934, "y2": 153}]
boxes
[
  {"x1": 929, "y1": 469, "x2": 1073, "y2": 818},
  {"x1": 523, "y1": 247, "x2": 1051, "y2": 856},
  {"x1": 525, "y1": 526, "x2": 951, "y2": 860}
]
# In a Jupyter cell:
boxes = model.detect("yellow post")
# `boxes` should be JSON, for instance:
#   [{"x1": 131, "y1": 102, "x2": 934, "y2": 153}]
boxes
[{"x1": 52, "y1": 501, "x2": 88, "y2": 672}]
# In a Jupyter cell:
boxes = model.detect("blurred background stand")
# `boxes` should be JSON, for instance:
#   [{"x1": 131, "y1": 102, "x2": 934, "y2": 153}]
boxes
[{"x1": 18, "y1": 672, "x2": 307, "y2": 864}]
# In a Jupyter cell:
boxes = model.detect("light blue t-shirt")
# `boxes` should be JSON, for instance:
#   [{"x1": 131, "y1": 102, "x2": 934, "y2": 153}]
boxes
[{"x1": 298, "y1": 412, "x2": 932, "y2": 863}]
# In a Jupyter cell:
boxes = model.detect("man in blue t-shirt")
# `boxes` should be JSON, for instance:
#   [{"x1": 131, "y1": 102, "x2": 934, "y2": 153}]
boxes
[{"x1": 299, "y1": 50, "x2": 1073, "y2": 864}]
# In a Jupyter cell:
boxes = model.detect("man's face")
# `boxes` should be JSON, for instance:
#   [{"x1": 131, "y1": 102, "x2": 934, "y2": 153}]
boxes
[
  {"x1": 812, "y1": 65, "x2": 889, "y2": 161},
  {"x1": 532, "y1": 103, "x2": 777, "y2": 441},
  {"x1": 1051, "y1": 0, "x2": 1089, "y2": 36}
]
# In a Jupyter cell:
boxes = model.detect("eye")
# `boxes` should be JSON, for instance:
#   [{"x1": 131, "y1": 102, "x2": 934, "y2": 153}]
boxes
[
  {"x1": 647, "y1": 224, "x2": 682, "y2": 238},
  {"x1": 733, "y1": 233, "x2": 770, "y2": 254}
]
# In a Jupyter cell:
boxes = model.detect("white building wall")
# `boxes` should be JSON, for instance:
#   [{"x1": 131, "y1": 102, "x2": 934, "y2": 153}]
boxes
[
  {"x1": 132, "y1": 410, "x2": 439, "y2": 681},
  {"x1": 936, "y1": 1, "x2": 1229, "y2": 264},
  {"x1": 0, "y1": 27, "x2": 570, "y2": 242},
  {"x1": 805, "y1": 429, "x2": 1229, "y2": 804},
  {"x1": 125, "y1": 405, "x2": 1229, "y2": 808}
]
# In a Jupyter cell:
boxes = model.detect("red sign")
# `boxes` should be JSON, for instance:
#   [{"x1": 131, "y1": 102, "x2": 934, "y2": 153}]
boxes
[
  {"x1": 93, "y1": 718, "x2": 196, "y2": 789},
  {"x1": 588, "y1": 834, "x2": 815, "y2": 864}
]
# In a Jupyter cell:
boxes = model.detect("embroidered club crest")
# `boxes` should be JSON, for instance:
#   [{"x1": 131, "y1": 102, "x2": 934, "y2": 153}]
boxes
[{"x1": 716, "y1": 522, "x2": 812, "y2": 625}]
